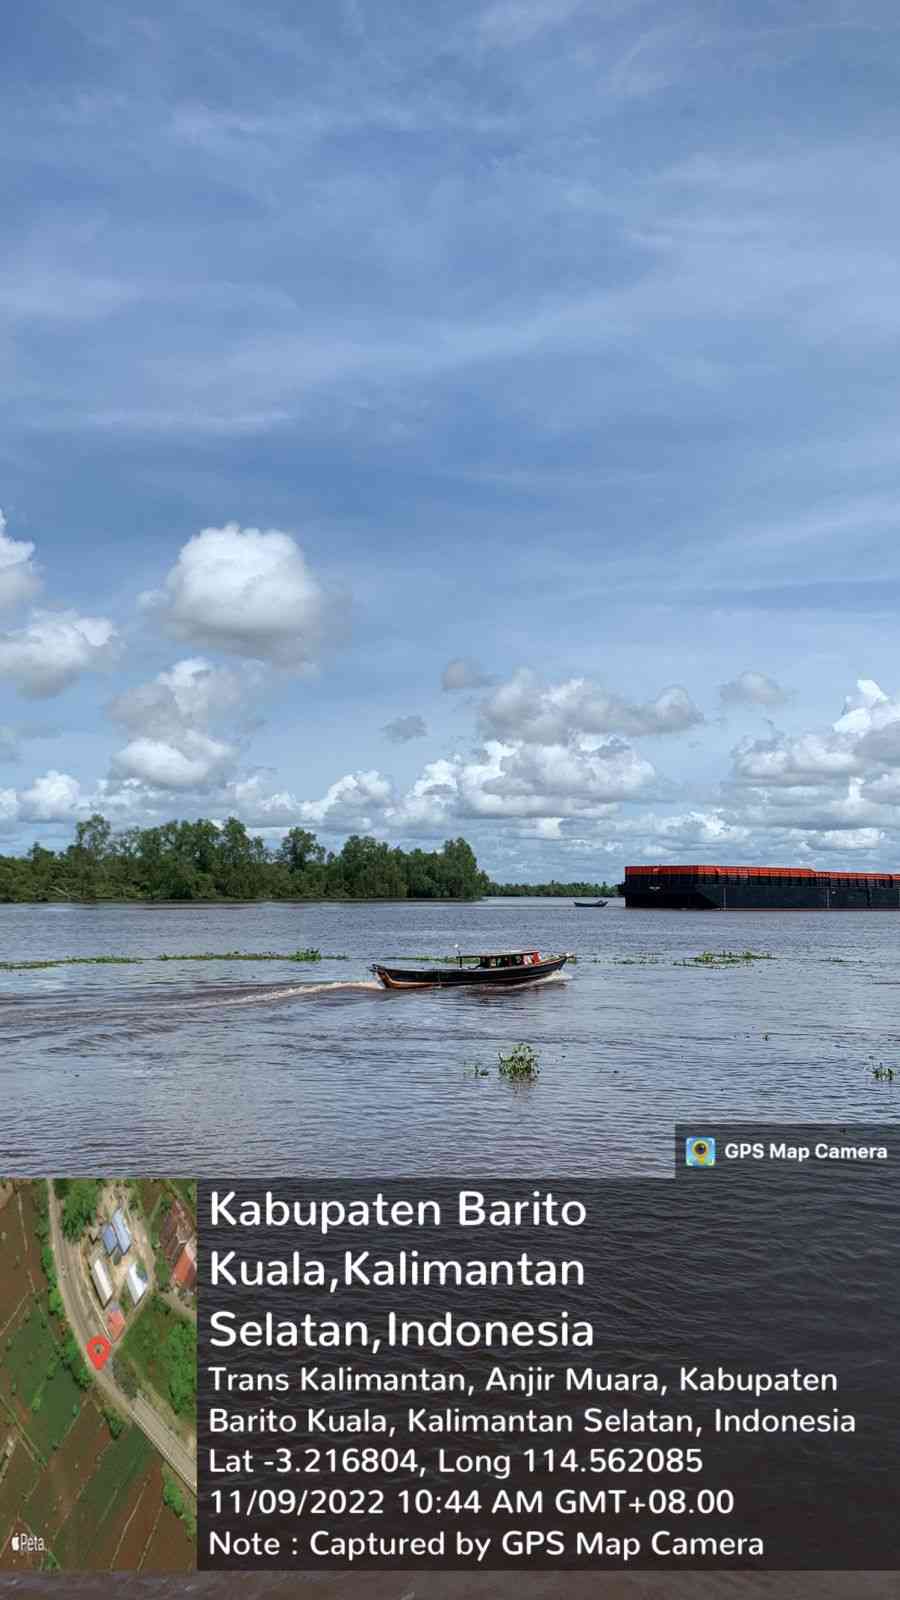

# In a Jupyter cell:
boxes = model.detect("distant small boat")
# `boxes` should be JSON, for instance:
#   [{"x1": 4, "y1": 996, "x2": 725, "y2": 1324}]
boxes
[
  {"x1": 371, "y1": 950, "x2": 570, "y2": 989},
  {"x1": 574, "y1": 899, "x2": 607, "y2": 908}
]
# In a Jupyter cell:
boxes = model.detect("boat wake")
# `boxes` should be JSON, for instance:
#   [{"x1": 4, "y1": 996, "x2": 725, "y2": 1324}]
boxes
[{"x1": 201, "y1": 979, "x2": 383, "y2": 1007}]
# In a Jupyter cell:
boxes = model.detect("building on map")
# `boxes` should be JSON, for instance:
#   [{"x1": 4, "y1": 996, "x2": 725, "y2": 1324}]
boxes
[
  {"x1": 106, "y1": 1303, "x2": 126, "y2": 1341},
  {"x1": 91, "y1": 1256, "x2": 113, "y2": 1306},
  {"x1": 126, "y1": 1261, "x2": 148, "y2": 1304},
  {"x1": 172, "y1": 1240, "x2": 197, "y2": 1291},
  {"x1": 160, "y1": 1199, "x2": 193, "y2": 1264},
  {"x1": 111, "y1": 1208, "x2": 131, "y2": 1256}
]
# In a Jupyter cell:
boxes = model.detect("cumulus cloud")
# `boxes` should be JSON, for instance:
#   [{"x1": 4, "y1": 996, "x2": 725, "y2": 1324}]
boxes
[
  {"x1": 0, "y1": 511, "x2": 41, "y2": 612},
  {"x1": 731, "y1": 730, "x2": 859, "y2": 786},
  {"x1": 480, "y1": 669, "x2": 703, "y2": 743},
  {"x1": 109, "y1": 658, "x2": 247, "y2": 738},
  {"x1": 799, "y1": 826, "x2": 885, "y2": 852},
  {"x1": 0, "y1": 611, "x2": 118, "y2": 697},
  {"x1": 388, "y1": 736, "x2": 656, "y2": 829},
  {"x1": 719, "y1": 670, "x2": 788, "y2": 708},
  {"x1": 441, "y1": 658, "x2": 494, "y2": 691},
  {"x1": 107, "y1": 657, "x2": 248, "y2": 791},
  {"x1": 144, "y1": 523, "x2": 333, "y2": 666},
  {"x1": 299, "y1": 770, "x2": 394, "y2": 829},
  {"x1": 382, "y1": 714, "x2": 427, "y2": 743},
  {"x1": 111, "y1": 732, "x2": 236, "y2": 790},
  {"x1": 19, "y1": 770, "x2": 85, "y2": 822},
  {"x1": 729, "y1": 679, "x2": 900, "y2": 796},
  {"x1": 833, "y1": 678, "x2": 890, "y2": 735},
  {"x1": 831, "y1": 680, "x2": 900, "y2": 768}
]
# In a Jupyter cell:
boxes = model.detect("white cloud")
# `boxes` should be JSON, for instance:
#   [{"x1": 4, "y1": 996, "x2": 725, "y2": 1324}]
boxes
[
  {"x1": 19, "y1": 770, "x2": 85, "y2": 822},
  {"x1": 300, "y1": 770, "x2": 394, "y2": 829},
  {"x1": 145, "y1": 523, "x2": 333, "y2": 666},
  {"x1": 719, "y1": 670, "x2": 788, "y2": 708},
  {"x1": 388, "y1": 736, "x2": 656, "y2": 829},
  {"x1": 730, "y1": 679, "x2": 900, "y2": 796},
  {"x1": 0, "y1": 511, "x2": 41, "y2": 612},
  {"x1": 109, "y1": 658, "x2": 248, "y2": 739},
  {"x1": 0, "y1": 611, "x2": 118, "y2": 697},
  {"x1": 798, "y1": 826, "x2": 885, "y2": 853},
  {"x1": 833, "y1": 678, "x2": 891, "y2": 735},
  {"x1": 731, "y1": 731, "x2": 859, "y2": 786},
  {"x1": 480, "y1": 669, "x2": 703, "y2": 743},
  {"x1": 832, "y1": 680, "x2": 900, "y2": 770},
  {"x1": 107, "y1": 657, "x2": 249, "y2": 790},
  {"x1": 224, "y1": 769, "x2": 397, "y2": 832},
  {"x1": 382, "y1": 714, "x2": 428, "y2": 743},
  {"x1": 111, "y1": 732, "x2": 236, "y2": 790},
  {"x1": 441, "y1": 657, "x2": 494, "y2": 692}
]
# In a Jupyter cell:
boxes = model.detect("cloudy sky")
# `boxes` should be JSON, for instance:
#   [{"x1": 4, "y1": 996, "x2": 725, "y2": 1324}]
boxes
[{"x1": 3, "y1": 0, "x2": 900, "y2": 878}]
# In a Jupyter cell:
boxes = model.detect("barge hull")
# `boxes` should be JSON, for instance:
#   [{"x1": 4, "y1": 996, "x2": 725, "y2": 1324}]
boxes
[{"x1": 622, "y1": 865, "x2": 900, "y2": 911}]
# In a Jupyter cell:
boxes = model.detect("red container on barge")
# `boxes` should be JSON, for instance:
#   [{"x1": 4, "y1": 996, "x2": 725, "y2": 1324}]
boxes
[{"x1": 621, "y1": 864, "x2": 900, "y2": 911}]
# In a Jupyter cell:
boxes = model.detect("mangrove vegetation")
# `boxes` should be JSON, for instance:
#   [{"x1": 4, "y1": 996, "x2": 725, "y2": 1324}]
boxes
[{"x1": 0, "y1": 815, "x2": 493, "y2": 903}]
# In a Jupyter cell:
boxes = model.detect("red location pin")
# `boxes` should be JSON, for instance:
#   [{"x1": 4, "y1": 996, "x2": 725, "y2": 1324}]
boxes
[{"x1": 87, "y1": 1334, "x2": 111, "y2": 1370}]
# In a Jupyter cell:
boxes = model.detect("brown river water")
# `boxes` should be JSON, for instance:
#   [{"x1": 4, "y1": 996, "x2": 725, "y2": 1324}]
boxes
[{"x1": 1, "y1": 897, "x2": 898, "y2": 1175}]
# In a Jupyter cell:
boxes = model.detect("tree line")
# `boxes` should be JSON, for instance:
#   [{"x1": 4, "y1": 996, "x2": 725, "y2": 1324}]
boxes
[
  {"x1": 0, "y1": 814, "x2": 493, "y2": 902},
  {"x1": 487, "y1": 879, "x2": 621, "y2": 897},
  {"x1": 0, "y1": 813, "x2": 618, "y2": 902}
]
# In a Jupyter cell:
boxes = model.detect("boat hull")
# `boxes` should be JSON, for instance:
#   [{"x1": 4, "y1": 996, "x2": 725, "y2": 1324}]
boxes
[
  {"x1": 622, "y1": 865, "x2": 900, "y2": 911},
  {"x1": 372, "y1": 956, "x2": 568, "y2": 989}
]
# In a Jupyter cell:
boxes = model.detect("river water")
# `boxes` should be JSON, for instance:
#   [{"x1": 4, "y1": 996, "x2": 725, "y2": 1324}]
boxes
[{"x1": 1, "y1": 898, "x2": 898, "y2": 1175}]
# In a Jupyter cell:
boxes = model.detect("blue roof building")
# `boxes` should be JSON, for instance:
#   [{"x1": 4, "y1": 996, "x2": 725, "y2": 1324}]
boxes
[
  {"x1": 111, "y1": 1208, "x2": 131, "y2": 1255},
  {"x1": 102, "y1": 1223, "x2": 117, "y2": 1256}
]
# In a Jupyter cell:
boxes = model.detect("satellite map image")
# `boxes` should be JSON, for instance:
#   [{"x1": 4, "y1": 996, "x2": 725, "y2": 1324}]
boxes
[{"x1": 0, "y1": 1178, "x2": 196, "y2": 1572}]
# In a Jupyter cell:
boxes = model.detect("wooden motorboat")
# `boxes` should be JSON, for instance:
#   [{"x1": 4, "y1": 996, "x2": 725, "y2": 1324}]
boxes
[
  {"x1": 370, "y1": 949, "x2": 570, "y2": 989},
  {"x1": 574, "y1": 899, "x2": 607, "y2": 908}
]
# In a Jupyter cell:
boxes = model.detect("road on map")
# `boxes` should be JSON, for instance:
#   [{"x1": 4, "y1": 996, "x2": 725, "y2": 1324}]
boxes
[{"x1": 48, "y1": 1190, "x2": 196, "y2": 1491}]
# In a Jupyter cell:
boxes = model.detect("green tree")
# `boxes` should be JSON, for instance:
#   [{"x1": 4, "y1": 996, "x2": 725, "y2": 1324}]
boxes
[
  {"x1": 164, "y1": 1320, "x2": 197, "y2": 1414},
  {"x1": 162, "y1": 1472, "x2": 185, "y2": 1517},
  {"x1": 61, "y1": 1180, "x2": 100, "y2": 1240},
  {"x1": 278, "y1": 827, "x2": 325, "y2": 874}
]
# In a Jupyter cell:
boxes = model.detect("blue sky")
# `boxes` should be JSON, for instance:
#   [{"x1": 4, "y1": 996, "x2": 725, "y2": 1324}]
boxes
[{"x1": 3, "y1": 0, "x2": 900, "y2": 879}]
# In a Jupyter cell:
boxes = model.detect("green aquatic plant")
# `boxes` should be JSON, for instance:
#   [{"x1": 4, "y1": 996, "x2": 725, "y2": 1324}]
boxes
[
  {"x1": 498, "y1": 1043, "x2": 540, "y2": 1081},
  {"x1": 674, "y1": 949, "x2": 775, "y2": 968},
  {"x1": 872, "y1": 1064, "x2": 896, "y2": 1081},
  {"x1": 156, "y1": 948, "x2": 326, "y2": 962},
  {"x1": 0, "y1": 949, "x2": 349, "y2": 970},
  {"x1": 0, "y1": 956, "x2": 142, "y2": 970}
]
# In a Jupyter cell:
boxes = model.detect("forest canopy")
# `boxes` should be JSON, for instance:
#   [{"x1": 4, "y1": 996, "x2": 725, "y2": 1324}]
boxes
[
  {"x1": 0, "y1": 815, "x2": 493, "y2": 902},
  {"x1": 0, "y1": 814, "x2": 617, "y2": 902}
]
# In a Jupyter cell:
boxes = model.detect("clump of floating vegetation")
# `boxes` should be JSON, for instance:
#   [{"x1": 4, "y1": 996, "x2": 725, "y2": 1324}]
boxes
[
  {"x1": 498, "y1": 1043, "x2": 540, "y2": 1081},
  {"x1": 613, "y1": 955, "x2": 661, "y2": 966},
  {"x1": 872, "y1": 1064, "x2": 896, "y2": 1081},
  {"x1": 463, "y1": 1061, "x2": 490, "y2": 1079},
  {"x1": 674, "y1": 950, "x2": 775, "y2": 968},
  {"x1": 0, "y1": 955, "x2": 143, "y2": 971},
  {"x1": 156, "y1": 948, "x2": 328, "y2": 963},
  {"x1": 0, "y1": 949, "x2": 351, "y2": 971}
]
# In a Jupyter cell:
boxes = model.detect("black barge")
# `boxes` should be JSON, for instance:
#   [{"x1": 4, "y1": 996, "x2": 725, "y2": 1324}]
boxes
[{"x1": 622, "y1": 864, "x2": 900, "y2": 910}]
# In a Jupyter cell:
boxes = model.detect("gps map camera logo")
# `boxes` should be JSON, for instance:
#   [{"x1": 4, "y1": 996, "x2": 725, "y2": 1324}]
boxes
[{"x1": 685, "y1": 1136, "x2": 716, "y2": 1167}]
